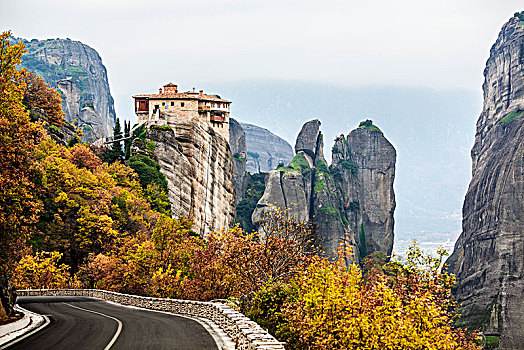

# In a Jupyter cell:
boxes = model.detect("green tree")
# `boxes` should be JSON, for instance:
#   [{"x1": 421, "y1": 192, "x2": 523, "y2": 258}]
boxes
[
  {"x1": 124, "y1": 120, "x2": 131, "y2": 159},
  {"x1": 102, "y1": 118, "x2": 124, "y2": 163}
]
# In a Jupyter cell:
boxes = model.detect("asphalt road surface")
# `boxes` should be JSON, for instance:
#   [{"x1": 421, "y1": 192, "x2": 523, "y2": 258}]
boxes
[{"x1": 7, "y1": 296, "x2": 218, "y2": 350}]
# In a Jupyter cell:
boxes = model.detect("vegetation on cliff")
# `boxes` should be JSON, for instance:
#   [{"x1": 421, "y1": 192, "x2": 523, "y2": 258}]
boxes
[
  {"x1": 358, "y1": 119, "x2": 381, "y2": 132},
  {"x1": 235, "y1": 172, "x2": 266, "y2": 233}
]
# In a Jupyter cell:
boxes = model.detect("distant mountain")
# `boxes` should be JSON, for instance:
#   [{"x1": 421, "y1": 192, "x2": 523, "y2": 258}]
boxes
[
  {"x1": 16, "y1": 37, "x2": 116, "y2": 142},
  {"x1": 239, "y1": 122, "x2": 294, "y2": 173},
  {"x1": 202, "y1": 81, "x2": 482, "y2": 253}
]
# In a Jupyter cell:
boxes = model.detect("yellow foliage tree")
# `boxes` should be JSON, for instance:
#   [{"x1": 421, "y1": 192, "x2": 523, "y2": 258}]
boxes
[
  {"x1": 13, "y1": 251, "x2": 71, "y2": 289},
  {"x1": 276, "y1": 244, "x2": 481, "y2": 350}
]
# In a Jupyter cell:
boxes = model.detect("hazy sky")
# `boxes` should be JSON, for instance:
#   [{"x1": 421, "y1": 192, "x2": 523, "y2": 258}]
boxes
[{"x1": 1, "y1": 0, "x2": 522, "y2": 118}]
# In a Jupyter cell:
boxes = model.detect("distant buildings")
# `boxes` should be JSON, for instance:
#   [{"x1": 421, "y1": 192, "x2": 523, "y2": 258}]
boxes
[{"x1": 133, "y1": 83, "x2": 231, "y2": 141}]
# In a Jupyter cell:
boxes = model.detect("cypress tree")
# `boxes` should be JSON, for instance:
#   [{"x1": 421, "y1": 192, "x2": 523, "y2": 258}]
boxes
[
  {"x1": 111, "y1": 118, "x2": 124, "y2": 161},
  {"x1": 124, "y1": 120, "x2": 131, "y2": 159},
  {"x1": 101, "y1": 118, "x2": 124, "y2": 163}
]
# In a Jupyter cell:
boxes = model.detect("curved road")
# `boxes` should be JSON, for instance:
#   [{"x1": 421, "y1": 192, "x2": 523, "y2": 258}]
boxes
[{"x1": 7, "y1": 296, "x2": 218, "y2": 350}]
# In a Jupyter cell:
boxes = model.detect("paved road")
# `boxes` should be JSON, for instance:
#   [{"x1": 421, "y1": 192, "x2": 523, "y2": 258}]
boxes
[{"x1": 7, "y1": 296, "x2": 218, "y2": 350}]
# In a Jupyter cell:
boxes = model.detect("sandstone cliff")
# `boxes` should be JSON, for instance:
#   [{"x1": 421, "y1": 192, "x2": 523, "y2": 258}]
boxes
[
  {"x1": 446, "y1": 14, "x2": 524, "y2": 348},
  {"x1": 141, "y1": 117, "x2": 236, "y2": 238},
  {"x1": 18, "y1": 38, "x2": 116, "y2": 142},
  {"x1": 252, "y1": 120, "x2": 396, "y2": 263},
  {"x1": 229, "y1": 118, "x2": 247, "y2": 203},
  {"x1": 240, "y1": 122, "x2": 294, "y2": 173}
]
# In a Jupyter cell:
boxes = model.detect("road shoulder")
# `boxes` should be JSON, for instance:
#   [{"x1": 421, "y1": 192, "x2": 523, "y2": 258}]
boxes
[{"x1": 0, "y1": 305, "x2": 49, "y2": 349}]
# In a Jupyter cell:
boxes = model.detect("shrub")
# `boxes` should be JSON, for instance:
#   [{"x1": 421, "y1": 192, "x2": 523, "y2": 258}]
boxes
[
  {"x1": 339, "y1": 160, "x2": 359, "y2": 177},
  {"x1": 129, "y1": 154, "x2": 168, "y2": 191},
  {"x1": 358, "y1": 119, "x2": 381, "y2": 132},
  {"x1": 151, "y1": 124, "x2": 172, "y2": 131}
]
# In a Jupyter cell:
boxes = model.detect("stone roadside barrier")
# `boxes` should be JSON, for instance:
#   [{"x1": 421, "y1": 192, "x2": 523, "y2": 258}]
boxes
[{"x1": 17, "y1": 289, "x2": 285, "y2": 350}]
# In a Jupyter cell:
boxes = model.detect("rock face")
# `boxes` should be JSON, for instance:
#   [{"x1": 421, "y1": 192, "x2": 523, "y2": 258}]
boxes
[
  {"x1": 145, "y1": 117, "x2": 236, "y2": 237},
  {"x1": 240, "y1": 122, "x2": 294, "y2": 173},
  {"x1": 446, "y1": 14, "x2": 524, "y2": 347},
  {"x1": 229, "y1": 118, "x2": 247, "y2": 203},
  {"x1": 252, "y1": 120, "x2": 396, "y2": 263},
  {"x1": 18, "y1": 38, "x2": 116, "y2": 142}
]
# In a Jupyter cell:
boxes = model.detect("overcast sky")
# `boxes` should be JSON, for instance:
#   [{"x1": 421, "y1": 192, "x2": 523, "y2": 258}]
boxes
[{"x1": 1, "y1": 0, "x2": 522, "y2": 117}]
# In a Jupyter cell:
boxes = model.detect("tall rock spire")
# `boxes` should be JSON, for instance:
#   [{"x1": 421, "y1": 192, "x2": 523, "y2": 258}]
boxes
[
  {"x1": 446, "y1": 13, "x2": 524, "y2": 348},
  {"x1": 252, "y1": 119, "x2": 396, "y2": 263}
]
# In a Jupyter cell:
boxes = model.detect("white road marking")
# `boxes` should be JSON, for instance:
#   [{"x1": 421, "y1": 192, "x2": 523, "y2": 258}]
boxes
[
  {"x1": 64, "y1": 303, "x2": 122, "y2": 350},
  {"x1": 0, "y1": 315, "x2": 50, "y2": 349}
]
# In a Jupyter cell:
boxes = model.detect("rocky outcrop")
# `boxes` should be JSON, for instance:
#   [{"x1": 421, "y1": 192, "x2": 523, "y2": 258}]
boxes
[
  {"x1": 143, "y1": 117, "x2": 236, "y2": 238},
  {"x1": 252, "y1": 120, "x2": 396, "y2": 263},
  {"x1": 229, "y1": 118, "x2": 247, "y2": 203},
  {"x1": 240, "y1": 122, "x2": 294, "y2": 173},
  {"x1": 18, "y1": 38, "x2": 116, "y2": 142},
  {"x1": 446, "y1": 14, "x2": 524, "y2": 348}
]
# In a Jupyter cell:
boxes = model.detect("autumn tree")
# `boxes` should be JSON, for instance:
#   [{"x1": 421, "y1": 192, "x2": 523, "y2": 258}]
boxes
[
  {"x1": 264, "y1": 243, "x2": 482, "y2": 350},
  {"x1": 0, "y1": 31, "x2": 44, "y2": 320},
  {"x1": 29, "y1": 139, "x2": 153, "y2": 272},
  {"x1": 13, "y1": 251, "x2": 72, "y2": 289},
  {"x1": 18, "y1": 68, "x2": 65, "y2": 126}
]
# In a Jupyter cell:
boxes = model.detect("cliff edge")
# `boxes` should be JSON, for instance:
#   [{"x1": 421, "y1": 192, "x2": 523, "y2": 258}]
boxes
[{"x1": 446, "y1": 13, "x2": 524, "y2": 348}]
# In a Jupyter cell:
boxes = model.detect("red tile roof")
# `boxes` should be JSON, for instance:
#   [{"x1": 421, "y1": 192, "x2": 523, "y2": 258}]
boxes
[{"x1": 132, "y1": 91, "x2": 231, "y2": 103}]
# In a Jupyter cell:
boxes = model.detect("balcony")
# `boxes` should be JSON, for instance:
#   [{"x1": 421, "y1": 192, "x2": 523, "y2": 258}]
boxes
[
  {"x1": 210, "y1": 114, "x2": 226, "y2": 123},
  {"x1": 198, "y1": 105, "x2": 211, "y2": 111}
]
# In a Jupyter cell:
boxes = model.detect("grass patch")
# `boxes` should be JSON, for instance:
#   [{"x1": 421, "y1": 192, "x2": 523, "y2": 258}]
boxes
[
  {"x1": 499, "y1": 110, "x2": 524, "y2": 124},
  {"x1": 341, "y1": 214, "x2": 349, "y2": 226},
  {"x1": 233, "y1": 154, "x2": 246, "y2": 162},
  {"x1": 151, "y1": 124, "x2": 173, "y2": 131},
  {"x1": 277, "y1": 153, "x2": 310, "y2": 175},
  {"x1": 313, "y1": 177, "x2": 325, "y2": 192},
  {"x1": 319, "y1": 206, "x2": 339, "y2": 215},
  {"x1": 484, "y1": 336, "x2": 499, "y2": 350},
  {"x1": 313, "y1": 160, "x2": 331, "y2": 193}
]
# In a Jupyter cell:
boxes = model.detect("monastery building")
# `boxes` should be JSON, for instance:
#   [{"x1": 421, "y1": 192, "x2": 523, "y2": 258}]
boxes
[{"x1": 133, "y1": 83, "x2": 231, "y2": 141}]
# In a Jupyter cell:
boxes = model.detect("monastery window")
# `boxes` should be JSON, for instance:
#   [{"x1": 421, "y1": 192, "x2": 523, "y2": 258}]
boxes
[
  {"x1": 181, "y1": 102, "x2": 185, "y2": 107},
  {"x1": 171, "y1": 102, "x2": 174, "y2": 106}
]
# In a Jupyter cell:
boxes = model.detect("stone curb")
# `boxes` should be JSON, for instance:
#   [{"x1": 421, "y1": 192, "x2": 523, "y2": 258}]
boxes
[
  {"x1": 16, "y1": 289, "x2": 285, "y2": 350},
  {"x1": 0, "y1": 305, "x2": 48, "y2": 349}
]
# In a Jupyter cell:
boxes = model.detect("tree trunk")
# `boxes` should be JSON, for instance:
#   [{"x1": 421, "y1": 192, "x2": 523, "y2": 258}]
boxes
[{"x1": 0, "y1": 273, "x2": 16, "y2": 321}]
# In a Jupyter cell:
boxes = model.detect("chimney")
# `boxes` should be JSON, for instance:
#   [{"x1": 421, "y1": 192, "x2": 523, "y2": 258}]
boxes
[
  {"x1": 159, "y1": 87, "x2": 163, "y2": 94},
  {"x1": 199, "y1": 90, "x2": 203, "y2": 96},
  {"x1": 163, "y1": 83, "x2": 178, "y2": 94}
]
